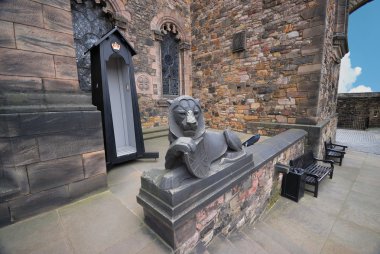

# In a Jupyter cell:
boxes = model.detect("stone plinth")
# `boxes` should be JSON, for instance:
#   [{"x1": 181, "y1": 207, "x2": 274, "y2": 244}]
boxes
[
  {"x1": 0, "y1": 109, "x2": 108, "y2": 226},
  {"x1": 137, "y1": 129, "x2": 307, "y2": 253}
]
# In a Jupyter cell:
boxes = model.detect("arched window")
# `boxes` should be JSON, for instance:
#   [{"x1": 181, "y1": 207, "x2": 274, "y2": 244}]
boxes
[
  {"x1": 150, "y1": 16, "x2": 191, "y2": 100},
  {"x1": 160, "y1": 23, "x2": 180, "y2": 96}
]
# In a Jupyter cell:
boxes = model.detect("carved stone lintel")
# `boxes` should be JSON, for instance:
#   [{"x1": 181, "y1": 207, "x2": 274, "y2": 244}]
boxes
[{"x1": 179, "y1": 41, "x2": 191, "y2": 51}]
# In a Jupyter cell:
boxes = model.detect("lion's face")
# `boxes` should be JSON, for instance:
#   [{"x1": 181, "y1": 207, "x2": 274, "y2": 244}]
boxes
[
  {"x1": 168, "y1": 96, "x2": 206, "y2": 140},
  {"x1": 173, "y1": 99, "x2": 201, "y2": 137}
]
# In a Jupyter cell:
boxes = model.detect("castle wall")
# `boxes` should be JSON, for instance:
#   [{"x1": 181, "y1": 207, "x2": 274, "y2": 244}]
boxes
[
  {"x1": 191, "y1": 0, "x2": 329, "y2": 130},
  {"x1": 0, "y1": 0, "x2": 107, "y2": 226},
  {"x1": 121, "y1": 0, "x2": 192, "y2": 128},
  {"x1": 190, "y1": 0, "x2": 341, "y2": 157},
  {"x1": 317, "y1": 0, "x2": 340, "y2": 122},
  {"x1": 0, "y1": 0, "x2": 369, "y2": 226},
  {"x1": 337, "y1": 93, "x2": 380, "y2": 129}
]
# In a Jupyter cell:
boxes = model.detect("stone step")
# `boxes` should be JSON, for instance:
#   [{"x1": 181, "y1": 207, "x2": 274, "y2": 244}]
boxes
[
  {"x1": 143, "y1": 126, "x2": 168, "y2": 140},
  {"x1": 142, "y1": 126, "x2": 169, "y2": 134}
]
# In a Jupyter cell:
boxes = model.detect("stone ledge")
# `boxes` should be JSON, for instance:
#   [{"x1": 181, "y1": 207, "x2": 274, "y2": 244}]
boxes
[
  {"x1": 338, "y1": 92, "x2": 380, "y2": 98},
  {"x1": 137, "y1": 129, "x2": 307, "y2": 251}
]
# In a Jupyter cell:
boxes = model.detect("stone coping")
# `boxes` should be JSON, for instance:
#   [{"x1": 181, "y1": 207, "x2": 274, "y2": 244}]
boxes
[
  {"x1": 137, "y1": 129, "x2": 307, "y2": 228},
  {"x1": 338, "y1": 92, "x2": 380, "y2": 98},
  {"x1": 247, "y1": 115, "x2": 337, "y2": 130}
]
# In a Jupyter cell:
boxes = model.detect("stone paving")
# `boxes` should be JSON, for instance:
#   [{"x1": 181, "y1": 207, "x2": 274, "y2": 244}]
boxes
[
  {"x1": 336, "y1": 128, "x2": 380, "y2": 154},
  {"x1": 0, "y1": 130, "x2": 379, "y2": 254},
  {"x1": 208, "y1": 149, "x2": 380, "y2": 254}
]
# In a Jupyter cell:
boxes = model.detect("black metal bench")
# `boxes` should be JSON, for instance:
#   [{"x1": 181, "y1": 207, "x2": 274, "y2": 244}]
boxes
[
  {"x1": 290, "y1": 150, "x2": 334, "y2": 198},
  {"x1": 324, "y1": 138, "x2": 347, "y2": 166}
]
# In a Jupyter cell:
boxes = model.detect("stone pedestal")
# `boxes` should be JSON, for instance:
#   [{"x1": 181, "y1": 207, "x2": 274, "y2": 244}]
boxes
[
  {"x1": 0, "y1": 105, "x2": 108, "y2": 226},
  {"x1": 137, "y1": 129, "x2": 307, "y2": 253}
]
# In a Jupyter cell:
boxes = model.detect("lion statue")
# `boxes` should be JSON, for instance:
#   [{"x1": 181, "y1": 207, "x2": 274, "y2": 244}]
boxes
[{"x1": 163, "y1": 96, "x2": 246, "y2": 181}]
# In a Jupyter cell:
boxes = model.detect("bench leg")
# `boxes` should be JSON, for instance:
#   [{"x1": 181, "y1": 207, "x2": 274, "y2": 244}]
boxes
[
  {"x1": 339, "y1": 158, "x2": 342, "y2": 166},
  {"x1": 330, "y1": 169, "x2": 333, "y2": 179},
  {"x1": 314, "y1": 183, "x2": 319, "y2": 198}
]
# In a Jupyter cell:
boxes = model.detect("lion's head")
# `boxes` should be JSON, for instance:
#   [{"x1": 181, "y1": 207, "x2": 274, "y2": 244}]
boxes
[{"x1": 168, "y1": 96, "x2": 206, "y2": 140}]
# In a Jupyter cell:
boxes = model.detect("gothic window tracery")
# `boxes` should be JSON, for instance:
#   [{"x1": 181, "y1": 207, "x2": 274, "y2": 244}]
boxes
[{"x1": 160, "y1": 22, "x2": 180, "y2": 96}]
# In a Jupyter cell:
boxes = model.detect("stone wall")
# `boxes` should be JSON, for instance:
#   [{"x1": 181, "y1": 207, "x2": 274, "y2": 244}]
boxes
[
  {"x1": 0, "y1": 0, "x2": 107, "y2": 226},
  {"x1": 194, "y1": 137, "x2": 304, "y2": 250},
  {"x1": 126, "y1": 0, "x2": 192, "y2": 128},
  {"x1": 191, "y1": 0, "x2": 329, "y2": 131},
  {"x1": 246, "y1": 115, "x2": 337, "y2": 157},
  {"x1": 70, "y1": 0, "x2": 192, "y2": 129},
  {"x1": 337, "y1": 93, "x2": 380, "y2": 129},
  {"x1": 138, "y1": 129, "x2": 306, "y2": 253},
  {"x1": 317, "y1": 0, "x2": 340, "y2": 122},
  {"x1": 190, "y1": 0, "x2": 342, "y2": 158}
]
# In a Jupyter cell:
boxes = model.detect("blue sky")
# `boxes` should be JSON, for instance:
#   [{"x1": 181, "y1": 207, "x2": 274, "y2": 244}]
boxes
[{"x1": 338, "y1": 0, "x2": 380, "y2": 93}]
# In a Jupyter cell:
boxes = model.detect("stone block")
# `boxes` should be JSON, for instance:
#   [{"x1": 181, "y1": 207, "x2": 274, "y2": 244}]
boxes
[
  {"x1": 0, "y1": 21, "x2": 15, "y2": 48},
  {"x1": 303, "y1": 25, "x2": 325, "y2": 38},
  {"x1": 3, "y1": 166, "x2": 30, "y2": 197},
  {"x1": 0, "y1": 0, "x2": 43, "y2": 27},
  {"x1": 28, "y1": 156, "x2": 84, "y2": 193},
  {"x1": 43, "y1": 5, "x2": 73, "y2": 34},
  {"x1": 0, "y1": 114, "x2": 20, "y2": 138},
  {"x1": 83, "y1": 150, "x2": 106, "y2": 178},
  {"x1": 43, "y1": 78, "x2": 79, "y2": 92},
  {"x1": 81, "y1": 111, "x2": 103, "y2": 130},
  {"x1": 19, "y1": 111, "x2": 83, "y2": 136},
  {"x1": 0, "y1": 116, "x2": 9, "y2": 138},
  {"x1": 68, "y1": 174, "x2": 108, "y2": 200},
  {"x1": 0, "y1": 203, "x2": 11, "y2": 227},
  {"x1": 0, "y1": 75, "x2": 43, "y2": 92},
  {"x1": 144, "y1": 208, "x2": 197, "y2": 250},
  {"x1": 11, "y1": 137, "x2": 40, "y2": 166},
  {"x1": 297, "y1": 64, "x2": 322, "y2": 74},
  {"x1": 301, "y1": 46, "x2": 321, "y2": 56},
  {"x1": 0, "y1": 138, "x2": 13, "y2": 166},
  {"x1": 0, "y1": 48, "x2": 55, "y2": 78},
  {"x1": 1, "y1": 92, "x2": 45, "y2": 108},
  {"x1": 276, "y1": 115, "x2": 287, "y2": 123},
  {"x1": 287, "y1": 31, "x2": 299, "y2": 39},
  {"x1": 38, "y1": 128, "x2": 104, "y2": 161},
  {"x1": 54, "y1": 56, "x2": 78, "y2": 79},
  {"x1": 9, "y1": 185, "x2": 70, "y2": 220},
  {"x1": 15, "y1": 24, "x2": 75, "y2": 57},
  {"x1": 34, "y1": 0, "x2": 70, "y2": 11},
  {"x1": 44, "y1": 93, "x2": 91, "y2": 106},
  {"x1": 278, "y1": 98, "x2": 295, "y2": 105}
]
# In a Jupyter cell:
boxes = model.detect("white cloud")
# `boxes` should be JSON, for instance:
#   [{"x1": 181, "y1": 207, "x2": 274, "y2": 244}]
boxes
[
  {"x1": 338, "y1": 52, "x2": 362, "y2": 93},
  {"x1": 348, "y1": 85, "x2": 373, "y2": 93}
]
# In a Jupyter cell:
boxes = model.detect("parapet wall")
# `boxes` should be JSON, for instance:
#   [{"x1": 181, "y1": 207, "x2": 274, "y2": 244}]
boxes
[
  {"x1": 137, "y1": 129, "x2": 306, "y2": 253},
  {"x1": 337, "y1": 93, "x2": 380, "y2": 129}
]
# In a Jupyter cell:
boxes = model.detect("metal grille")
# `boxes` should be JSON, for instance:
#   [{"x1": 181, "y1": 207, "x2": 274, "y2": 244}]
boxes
[
  {"x1": 71, "y1": 1, "x2": 113, "y2": 91},
  {"x1": 161, "y1": 32, "x2": 179, "y2": 96}
]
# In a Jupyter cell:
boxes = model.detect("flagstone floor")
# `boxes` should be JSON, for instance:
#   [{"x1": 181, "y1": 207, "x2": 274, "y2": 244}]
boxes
[{"x1": 0, "y1": 129, "x2": 379, "y2": 254}]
